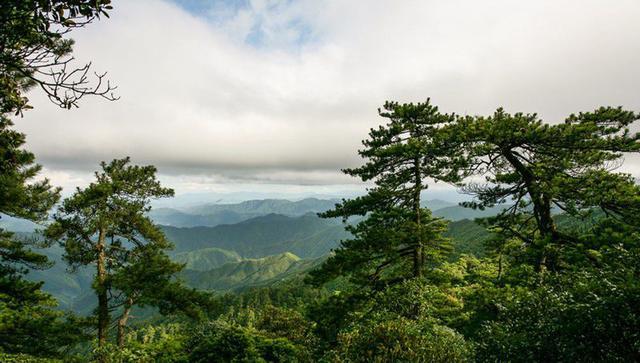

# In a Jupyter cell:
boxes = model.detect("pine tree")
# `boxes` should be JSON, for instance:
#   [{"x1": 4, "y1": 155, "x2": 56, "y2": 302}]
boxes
[
  {"x1": 0, "y1": 1, "x2": 116, "y2": 357},
  {"x1": 0, "y1": 115, "x2": 85, "y2": 356},
  {"x1": 45, "y1": 157, "x2": 175, "y2": 347},
  {"x1": 455, "y1": 106, "x2": 640, "y2": 271},
  {"x1": 111, "y1": 245, "x2": 213, "y2": 347},
  {"x1": 309, "y1": 100, "x2": 457, "y2": 289},
  {"x1": 1, "y1": 0, "x2": 116, "y2": 114}
]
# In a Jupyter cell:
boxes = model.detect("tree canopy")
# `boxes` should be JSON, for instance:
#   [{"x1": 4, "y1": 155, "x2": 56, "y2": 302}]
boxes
[{"x1": 0, "y1": 0, "x2": 116, "y2": 114}]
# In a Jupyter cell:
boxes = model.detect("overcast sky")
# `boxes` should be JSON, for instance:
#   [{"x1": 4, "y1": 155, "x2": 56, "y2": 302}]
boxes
[{"x1": 14, "y1": 0, "x2": 640, "y2": 200}]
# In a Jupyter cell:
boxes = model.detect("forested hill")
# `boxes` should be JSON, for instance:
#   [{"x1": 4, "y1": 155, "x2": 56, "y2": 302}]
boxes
[
  {"x1": 160, "y1": 213, "x2": 350, "y2": 258},
  {"x1": 180, "y1": 252, "x2": 326, "y2": 292},
  {"x1": 15, "y1": 212, "x2": 491, "y2": 312}
]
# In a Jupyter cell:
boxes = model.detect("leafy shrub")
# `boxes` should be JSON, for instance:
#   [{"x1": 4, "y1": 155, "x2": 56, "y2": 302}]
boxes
[
  {"x1": 92, "y1": 324, "x2": 188, "y2": 363},
  {"x1": 0, "y1": 353, "x2": 61, "y2": 362},
  {"x1": 186, "y1": 319, "x2": 306, "y2": 362},
  {"x1": 476, "y1": 255, "x2": 640, "y2": 362},
  {"x1": 325, "y1": 317, "x2": 473, "y2": 363}
]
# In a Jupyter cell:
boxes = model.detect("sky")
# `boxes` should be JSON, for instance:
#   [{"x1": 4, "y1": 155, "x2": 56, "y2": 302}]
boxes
[{"x1": 13, "y1": 0, "x2": 640, "y2": 202}]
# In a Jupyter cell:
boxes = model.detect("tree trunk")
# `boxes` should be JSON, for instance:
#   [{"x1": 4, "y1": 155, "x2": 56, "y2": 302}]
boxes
[
  {"x1": 117, "y1": 298, "x2": 133, "y2": 348},
  {"x1": 413, "y1": 157, "x2": 423, "y2": 278},
  {"x1": 501, "y1": 149, "x2": 557, "y2": 271},
  {"x1": 96, "y1": 228, "x2": 109, "y2": 347}
]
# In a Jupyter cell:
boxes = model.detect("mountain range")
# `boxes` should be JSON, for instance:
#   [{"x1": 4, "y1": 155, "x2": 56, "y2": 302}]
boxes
[
  {"x1": 148, "y1": 197, "x2": 504, "y2": 228},
  {"x1": 149, "y1": 198, "x2": 340, "y2": 227},
  {"x1": 161, "y1": 213, "x2": 350, "y2": 258},
  {"x1": 1, "y1": 197, "x2": 501, "y2": 312}
]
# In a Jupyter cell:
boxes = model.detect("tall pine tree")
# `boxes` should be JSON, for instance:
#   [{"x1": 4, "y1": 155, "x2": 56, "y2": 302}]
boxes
[
  {"x1": 309, "y1": 100, "x2": 458, "y2": 289},
  {"x1": 0, "y1": 115, "x2": 85, "y2": 356},
  {"x1": 45, "y1": 157, "x2": 175, "y2": 347},
  {"x1": 454, "y1": 106, "x2": 640, "y2": 272}
]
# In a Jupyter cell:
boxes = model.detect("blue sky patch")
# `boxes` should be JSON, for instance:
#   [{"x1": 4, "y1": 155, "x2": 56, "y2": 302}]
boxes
[{"x1": 170, "y1": 0, "x2": 315, "y2": 49}]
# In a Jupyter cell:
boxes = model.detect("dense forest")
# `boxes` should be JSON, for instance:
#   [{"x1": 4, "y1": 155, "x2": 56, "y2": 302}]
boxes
[{"x1": 2, "y1": 1, "x2": 640, "y2": 362}]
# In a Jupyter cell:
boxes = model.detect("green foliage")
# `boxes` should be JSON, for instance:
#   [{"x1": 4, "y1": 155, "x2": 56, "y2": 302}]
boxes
[
  {"x1": 0, "y1": 117, "x2": 59, "y2": 221},
  {"x1": 93, "y1": 324, "x2": 189, "y2": 363},
  {"x1": 326, "y1": 318, "x2": 473, "y2": 363},
  {"x1": 0, "y1": 353, "x2": 62, "y2": 362},
  {"x1": 455, "y1": 106, "x2": 640, "y2": 271},
  {"x1": 1, "y1": 1, "x2": 117, "y2": 358},
  {"x1": 0, "y1": 115, "x2": 86, "y2": 356},
  {"x1": 45, "y1": 158, "x2": 207, "y2": 346},
  {"x1": 256, "y1": 306, "x2": 318, "y2": 355},
  {"x1": 476, "y1": 248, "x2": 640, "y2": 362},
  {"x1": 311, "y1": 100, "x2": 455, "y2": 289},
  {"x1": 444, "y1": 219, "x2": 491, "y2": 258},
  {"x1": 0, "y1": 287, "x2": 88, "y2": 357},
  {"x1": 186, "y1": 319, "x2": 308, "y2": 363},
  {"x1": 215, "y1": 278, "x2": 330, "y2": 315}
]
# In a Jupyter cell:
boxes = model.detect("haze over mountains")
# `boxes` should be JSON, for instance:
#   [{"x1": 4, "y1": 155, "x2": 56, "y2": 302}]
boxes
[
  {"x1": 149, "y1": 198, "x2": 340, "y2": 227},
  {"x1": 0, "y1": 197, "x2": 498, "y2": 312},
  {"x1": 147, "y1": 197, "x2": 498, "y2": 228}
]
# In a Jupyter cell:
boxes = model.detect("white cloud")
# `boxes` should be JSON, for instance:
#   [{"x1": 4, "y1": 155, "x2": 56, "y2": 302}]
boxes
[{"x1": 14, "y1": 0, "x2": 640, "y2": 195}]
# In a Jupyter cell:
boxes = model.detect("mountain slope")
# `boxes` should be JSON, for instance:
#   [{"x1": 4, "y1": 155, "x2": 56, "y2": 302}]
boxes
[
  {"x1": 0, "y1": 214, "x2": 39, "y2": 233},
  {"x1": 173, "y1": 247, "x2": 242, "y2": 271},
  {"x1": 444, "y1": 219, "x2": 491, "y2": 257},
  {"x1": 13, "y1": 236, "x2": 94, "y2": 310},
  {"x1": 180, "y1": 252, "x2": 324, "y2": 291},
  {"x1": 162, "y1": 213, "x2": 350, "y2": 258}
]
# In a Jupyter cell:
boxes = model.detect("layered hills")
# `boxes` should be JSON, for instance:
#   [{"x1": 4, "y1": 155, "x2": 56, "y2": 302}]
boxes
[
  {"x1": 162, "y1": 213, "x2": 349, "y2": 258},
  {"x1": 0, "y1": 197, "x2": 500, "y2": 312},
  {"x1": 149, "y1": 198, "x2": 339, "y2": 227}
]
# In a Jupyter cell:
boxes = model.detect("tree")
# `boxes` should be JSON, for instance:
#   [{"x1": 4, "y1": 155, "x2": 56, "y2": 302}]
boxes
[
  {"x1": 1, "y1": 0, "x2": 116, "y2": 114},
  {"x1": 186, "y1": 319, "x2": 307, "y2": 363},
  {"x1": 309, "y1": 100, "x2": 457, "y2": 289},
  {"x1": 454, "y1": 107, "x2": 640, "y2": 272},
  {"x1": 0, "y1": 1, "x2": 117, "y2": 358},
  {"x1": 326, "y1": 317, "x2": 473, "y2": 363},
  {"x1": 111, "y1": 246, "x2": 214, "y2": 347},
  {"x1": 45, "y1": 157, "x2": 175, "y2": 347},
  {"x1": 476, "y1": 247, "x2": 640, "y2": 362},
  {"x1": 0, "y1": 115, "x2": 86, "y2": 356}
]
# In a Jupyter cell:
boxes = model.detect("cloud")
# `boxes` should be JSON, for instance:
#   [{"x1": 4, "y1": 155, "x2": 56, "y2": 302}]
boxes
[{"x1": 14, "y1": 0, "x2": 640, "y2": 194}]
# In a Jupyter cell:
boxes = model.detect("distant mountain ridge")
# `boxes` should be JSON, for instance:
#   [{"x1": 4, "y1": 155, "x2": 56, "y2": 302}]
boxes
[
  {"x1": 0, "y1": 214, "x2": 40, "y2": 232},
  {"x1": 185, "y1": 198, "x2": 339, "y2": 216},
  {"x1": 148, "y1": 197, "x2": 518, "y2": 229},
  {"x1": 433, "y1": 204, "x2": 511, "y2": 221},
  {"x1": 8, "y1": 197, "x2": 516, "y2": 313},
  {"x1": 149, "y1": 208, "x2": 258, "y2": 228},
  {"x1": 148, "y1": 198, "x2": 339, "y2": 228},
  {"x1": 161, "y1": 213, "x2": 350, "y2": 258}
]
